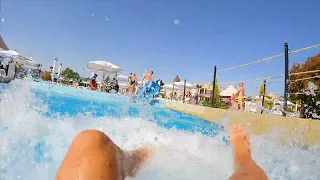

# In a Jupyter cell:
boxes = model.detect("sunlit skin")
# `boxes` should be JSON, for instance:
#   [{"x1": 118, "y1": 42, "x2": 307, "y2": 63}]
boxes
[
  {"x1": 142, "y1": 71, "x2": 153, "y2": 85},
  {"x1": 128, "y1": 73, "x2": 137, "y2": 102},
  {"x1": 55, "y1": 124, "x2": 268, "y2": 180},
  {"x1": 55, "y1": 130, "x2": 153, "y2": 180},
  {"x1": 229, "y1": 124, "x2": 268, "y2": 180},
  {"x1": 235, "y1": 82, "x2": 245, "y2": 111}
]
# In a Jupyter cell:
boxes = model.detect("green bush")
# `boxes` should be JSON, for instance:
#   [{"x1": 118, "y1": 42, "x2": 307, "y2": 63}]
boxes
[
  {"x1": 202, "y1": 100, "x2": 228, "y2": 109},
  {"x1": 287, "y1": 106, "x2": 295, "y2": 113}
]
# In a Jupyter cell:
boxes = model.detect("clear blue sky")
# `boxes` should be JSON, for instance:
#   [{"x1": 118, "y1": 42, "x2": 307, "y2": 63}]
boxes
[{"x1": 1, "y1": 0, "x2": 320, "y2": 96}]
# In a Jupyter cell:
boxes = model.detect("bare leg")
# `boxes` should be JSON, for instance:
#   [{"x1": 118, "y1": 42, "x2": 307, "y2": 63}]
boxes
[
  {"x1": 55, "y1": 130, "x2": 153, "y2": 180},
  {"x1": 129, "y1": 85, "x2": 133, "y2": 102},
  {"x1": 240, "y1": 104, "x2": 244, "y2": 111},
  {"x1": 229, "y1": 124, "x2": 268, "y2": 180}
]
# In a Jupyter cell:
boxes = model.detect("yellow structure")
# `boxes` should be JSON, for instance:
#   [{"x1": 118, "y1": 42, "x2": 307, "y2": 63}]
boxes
[{"x1": 164, "y1": 101, "x2": 320, "y2": 149}]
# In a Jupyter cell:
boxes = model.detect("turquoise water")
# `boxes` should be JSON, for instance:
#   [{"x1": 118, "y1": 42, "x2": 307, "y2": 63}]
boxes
[{"x1": 0, "y1": 78, "x2": 319, "y2": 179}]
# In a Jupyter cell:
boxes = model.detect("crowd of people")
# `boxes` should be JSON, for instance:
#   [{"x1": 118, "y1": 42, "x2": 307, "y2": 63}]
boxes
[{"x1": 88, "y1": 71, "x2": 154, "y2": 102}]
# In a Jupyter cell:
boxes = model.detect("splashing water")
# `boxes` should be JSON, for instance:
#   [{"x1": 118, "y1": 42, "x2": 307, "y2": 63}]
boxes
[{"x1": 0, "y1": 78, "x2": 319, "y2": 180}]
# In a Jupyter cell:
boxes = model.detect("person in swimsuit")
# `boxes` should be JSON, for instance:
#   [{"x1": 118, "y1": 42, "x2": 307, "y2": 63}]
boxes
[
  {"x1": 128, "y1": 73, "x2": 137, "y2": 102},
  {"x1": 235, "y1": 82, "x2": 245, "y2": 111},
  {"x1": 140, "y1": 71, "x2": 154, "y2": 97},
  {"x1": 55, "y1": 124, "x2": 268, "y2": 180},
  {"x1": 142, "y1": 71, "x2": 153, "y2": 87},
  {"x1": 89, "y1": 74, "x2": 98, "y2": 90},
  {"x1": 230, "y1": 93, "x2": 237, "y2": 110}
]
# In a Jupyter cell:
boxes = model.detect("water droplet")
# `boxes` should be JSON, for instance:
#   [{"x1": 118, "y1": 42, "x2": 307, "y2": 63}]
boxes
[
  {"x1": 174, "y1": 19, "x2": 180, "y2": 25},
  {"x1": 90, "y1": 13, "x2": 95, "y2": 17},
  {"x1": 105, "y1": 17, "x2": 109, "y2": 21},
  {"x1": 1, "y1": 18, "x2": 4, "y2": 22}
]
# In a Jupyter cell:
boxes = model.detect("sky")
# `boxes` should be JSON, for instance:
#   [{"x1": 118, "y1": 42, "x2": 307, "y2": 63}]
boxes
[{"x1": 1, "y1": 0, "x2": 320, "y2": 96}]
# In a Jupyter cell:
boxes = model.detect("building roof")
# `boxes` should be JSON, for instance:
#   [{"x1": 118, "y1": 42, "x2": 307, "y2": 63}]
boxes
[
  {"x1": 0, "y1": 36, "x2": 9, "y2": 50},
  {"x1": 220, "y1": 85, "x2": 237, "y2": 97},
  {"x1": 172, "y1": 75, "x2": 180, "y2": 82}
]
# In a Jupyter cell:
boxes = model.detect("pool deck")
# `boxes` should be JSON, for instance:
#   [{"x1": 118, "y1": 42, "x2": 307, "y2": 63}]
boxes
[{"x1": 164, "y1": 100, "x2": 320, "y2": 149}]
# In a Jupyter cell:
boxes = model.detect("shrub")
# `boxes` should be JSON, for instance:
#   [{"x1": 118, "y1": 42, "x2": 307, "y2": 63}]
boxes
[{"x1": 40, "y1": 71, "x2": 52, "y2": 81}]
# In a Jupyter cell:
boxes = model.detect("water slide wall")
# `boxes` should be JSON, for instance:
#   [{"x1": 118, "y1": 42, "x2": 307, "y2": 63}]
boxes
[{"x1": 165, "y1": 101, "x2": 320, "y2": 149}]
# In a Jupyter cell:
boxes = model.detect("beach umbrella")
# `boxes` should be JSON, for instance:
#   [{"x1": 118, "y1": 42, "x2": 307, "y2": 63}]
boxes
[
  {"x1": 116, "y1": 74, "x2": 129, "y2": 82},
  {"x1": 173, "y1": 81, "x2": 195, "y2": 88},
  {"x1": 0, "y1": 50, "x2": 40, "y2": 67},
  {"x1": 15, "y1": 56, "x2": 40, "y2": 67},
  {"x1": 86, "y1": 61, "x2": 120, "y2": 73},
  {"x1": 118, "y1": 82, "x2": 129, "y2": 88},
  {"x1": 0, "y1": 50, "x2": 19, "y2": 57},
  {"x1": 163, "y1": 84, "x2": 182, "y2": 90}
]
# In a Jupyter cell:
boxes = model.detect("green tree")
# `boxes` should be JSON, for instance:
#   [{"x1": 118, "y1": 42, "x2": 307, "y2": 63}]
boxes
[
  {"x1": 214, "y1": 79, "x2": 220, "y2": 103},
  {"x1": 40, "y1": 71, "x2": 52, "y2": 81},
  {"x1": 62, "y1": 68, "x2": 80, "y2": 80},
  {"x1": 259, "y1": 84, "x2": 265, "y2": 97},
  {"x1": 278, "y1": 96, "x2": 284, "y2": 101},
  {"x1": 289, "y1": 53, "x2": 320, "y2": 119},
  {"x1": 203, "y1": 79, "x2": 221, "y2": 108},
  {"x1": 104, "y1": 76, "x2": 110, "y2": 84}
]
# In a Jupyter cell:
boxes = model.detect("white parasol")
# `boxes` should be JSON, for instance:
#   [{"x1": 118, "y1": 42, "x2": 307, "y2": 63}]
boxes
[
  {"x1": 173, "y1": 81, "x2": 195, "y2": 88},
  {"x1": 86, "y1": 61, "x2": 120, "y2": 73},
  {"x1": 118, "y1": 82, "x2": 129, "y2": 88},
  {"x1": 116, "y1": 74, "x2": 129, "y2": 82},
  {"x1": 15, "y1": 56, "x2": 40, "y2": 67},
  {"x1": 0, "y1": 50, "x2": 40, "y2": 67},
  {"x1": 163, "y1": 84, "x2": 182, "y2": 90},
  {"x1": 0, "y1": 50, "x2": 19, "y2": 57}
]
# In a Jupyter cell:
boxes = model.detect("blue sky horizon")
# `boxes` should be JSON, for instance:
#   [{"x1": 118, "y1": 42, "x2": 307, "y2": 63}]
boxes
[{"x1": 1, "y1": 0, "x2": 320, "y2": 97}]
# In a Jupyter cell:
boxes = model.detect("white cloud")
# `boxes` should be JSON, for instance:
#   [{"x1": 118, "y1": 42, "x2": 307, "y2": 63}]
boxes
[{"x1": 174, "y1": 19, "x2": 180, "y2": 25}]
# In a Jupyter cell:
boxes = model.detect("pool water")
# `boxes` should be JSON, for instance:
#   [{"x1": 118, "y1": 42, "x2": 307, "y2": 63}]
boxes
[{"x1": 0, "y1": 78, "x2": 319, "y2": 180}]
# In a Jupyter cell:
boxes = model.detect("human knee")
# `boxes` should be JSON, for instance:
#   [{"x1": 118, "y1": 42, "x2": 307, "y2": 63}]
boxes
[{"x1": 72, "y1": 130, "x2": 112, "y2": 147}]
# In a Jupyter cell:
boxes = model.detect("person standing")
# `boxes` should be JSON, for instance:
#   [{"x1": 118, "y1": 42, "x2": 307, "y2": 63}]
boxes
[
  {"x1": 128, "y1": 73, "x2": 137, "y2": 102},
  {"x1": 230, "y1": 93, "x2": 237, "y2": 110},
  {"x1": 89, "y1": 74, "x2": 98, "y2": 90},
  {"x1": 235, "y1": 82, "x2": 245, "y2": 111}
]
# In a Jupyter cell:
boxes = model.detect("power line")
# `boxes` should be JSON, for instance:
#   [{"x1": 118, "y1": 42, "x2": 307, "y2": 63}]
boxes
[
  {"x1": 219, "y1": 75, "x2": 283, "y2": 85},
  {"x1": 217, "y1": 43, "x2": 320, "y2": 73},
  {"x1": 217, "y1": 54, "x2": 284, "y2": 73},
  {"x1": 289, "y1": 44, "x2": 320, "y2": 54},
  {"x1": 217, "y1": 70, "x2": 320, "y2": 86},
  {"x1": 267, "y1": 80, "x2": 284, "y2": 84}
]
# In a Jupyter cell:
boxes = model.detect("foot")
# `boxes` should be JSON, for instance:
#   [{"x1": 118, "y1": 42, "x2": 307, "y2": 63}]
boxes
[
  {"x1": 125, "y1": 144, "x2": 155, "y2": 177},
  {"x1": 229, "y1": 124, "x2": 268, "y2": 180},
  {"x1": 230, "y1": 124, "x2": 251, "y2": 167}
]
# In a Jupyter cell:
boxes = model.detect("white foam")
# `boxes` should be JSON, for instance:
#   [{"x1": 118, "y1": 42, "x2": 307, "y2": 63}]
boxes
[{"x1": 0, "y1": 78, "x2": 319, "y2": 180}]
